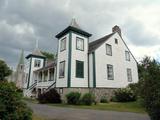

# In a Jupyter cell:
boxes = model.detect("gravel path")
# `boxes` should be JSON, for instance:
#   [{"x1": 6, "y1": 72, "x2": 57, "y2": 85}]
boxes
[{"x1": 27, "y1": 101, "x2": 150, "y2": 120}]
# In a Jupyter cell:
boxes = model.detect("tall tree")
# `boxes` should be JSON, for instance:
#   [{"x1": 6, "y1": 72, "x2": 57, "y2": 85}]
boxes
[
  {"x1": 138, "y1": 56, "x2": 160, "y2": 120},
  {"x1": 0, "y1": 60, "x2": 12, "y2": 81}
]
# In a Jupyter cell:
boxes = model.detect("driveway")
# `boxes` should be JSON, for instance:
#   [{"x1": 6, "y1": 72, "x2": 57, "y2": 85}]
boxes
[{"x1": 27, "y1": 102, "x2": 150, "y2": 120}]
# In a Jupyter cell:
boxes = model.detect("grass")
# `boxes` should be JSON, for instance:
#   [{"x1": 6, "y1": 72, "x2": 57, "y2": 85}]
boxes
[
  {"x1": 25, "y1": 98, "x2": 146, "y2": 114},
  {"x1": 32, "y1": 114, "x2": 45, "y2": 120},
  {"x1": 48, "y1": 101, "x2": 146, "y2": 114}
]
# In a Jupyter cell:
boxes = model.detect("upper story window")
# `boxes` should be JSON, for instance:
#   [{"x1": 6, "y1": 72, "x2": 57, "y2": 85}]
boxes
[
  {"x1": 106, "y1": 44, "x2": 112, "y2": 56},
  {"x1": 59, "y1": 61, "x2": 65, "y2": 78},
  {"x1": 127, "y1": 68, "x2": 132, "y2": 82},
  {"x1": 115, "y1": 38, "x2": 118, "y2": 44},
  {"x1": 125, "y1": 51, "x2": 130, "y2": 61},
  {"x1": 107, "y1": 64, "x2": 114, "y2": 80},
  {"x1": 34, "y1": 59, "x2": 41, "y2": 67},
  {"x1": 76, "y1": 60, "x2": 84, "y2": 78},
  {"x1": 60, "y1": 37, "x2": 66, "y2": 52},
  {"x1": 76, "y1": 37, "x2": 84, "y2": 51}
]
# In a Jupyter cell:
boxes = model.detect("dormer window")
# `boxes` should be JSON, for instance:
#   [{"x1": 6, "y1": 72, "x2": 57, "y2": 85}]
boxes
[
  {"x1": 76, "y1": 37, "x2": 84, "y2": 51},
  {"x1": 60, "y1": 37, "x2": 66, "y2": 52},
  {"x1": 34, "y1": 59, "x2": 41, "y2": 67}
]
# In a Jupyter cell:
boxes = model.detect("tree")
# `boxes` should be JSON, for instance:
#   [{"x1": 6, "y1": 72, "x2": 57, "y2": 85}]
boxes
[
  {"x1": 41, "y1": 51, "x2": 55, "y2": 60},
  {"x1": 0, "y1": 59, "x2": 12, "y2": 81},
  {"x1": 138, "y1": 56, "x2": 160, "y2": 120},
  {"x1": 0, "y1": 81, "x2": 32, "y2": 120}
]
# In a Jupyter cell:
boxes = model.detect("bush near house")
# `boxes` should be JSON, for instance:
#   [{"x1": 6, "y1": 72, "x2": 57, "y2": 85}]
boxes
[
  {"x1": 37, "y1": 88, "x2": 61, "y2": 104},
  {"x1": 114, "y1": 87, "x2": 137, "y2": 102},
  {"x1": 66, "y1": 92, "x2": 81, "y2": 105},
  {"x1": 100, "y1": 96, "x2": 109, "y2": 103},
  {"x1": 0, "y1": 81, "x2": 32, "y2": 120},
  {"x1": 81, "y1": 93, "x2": 95, "y2": 105}
]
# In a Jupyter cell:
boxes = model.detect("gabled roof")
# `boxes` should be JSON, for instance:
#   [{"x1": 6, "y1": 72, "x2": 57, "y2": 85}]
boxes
[
  {"x1": 89, "y1": 33, "x2": 114, "y2": 53},
  {"x1": 26, "y1": 48, "x2": 45, "y2": 59},
  {"x1": 55, "y1": 19, "x2": 92, "y2": 38}
]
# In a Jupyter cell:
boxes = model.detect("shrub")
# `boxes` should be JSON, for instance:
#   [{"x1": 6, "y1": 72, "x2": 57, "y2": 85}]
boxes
[
  {"x1": 0, "y1": 81, "x2": 32, "y2": 120},
  {"x1": 37, "y1": 88, "x2": 61, "y2": 104},
  {"x1": 81, "y1": 93, "x2": 95, "y2": 105},
  {"x1": 100, "y1": 96, "x2": 109, "y2": 103},
  {"x1": 66, "y1": 92, "x2": 81, "y2": 105},
  {"x1": 114, "y1": 87, "x2": 136, "y2": 102}
]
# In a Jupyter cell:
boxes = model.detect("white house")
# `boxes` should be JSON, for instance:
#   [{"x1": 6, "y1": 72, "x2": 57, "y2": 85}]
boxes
[{"x1": 23, "y1": 19, "x2": 138, "y2": 100}]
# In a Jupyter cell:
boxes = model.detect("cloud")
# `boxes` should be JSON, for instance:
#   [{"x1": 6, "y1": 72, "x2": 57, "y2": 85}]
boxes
[{"x1": 0, "y1": 0, "x2": 160, "y2": 68}]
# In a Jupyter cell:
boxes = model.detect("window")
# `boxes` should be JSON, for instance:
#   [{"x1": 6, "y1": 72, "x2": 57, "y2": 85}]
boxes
[
  {"x1": 76, "y1": 37, "x2": 84, "y2": 51},
  {"x1": 127, "y1": 68, "x2": 132, "y2": 82},
  {"x1": 34, "y1": 59, "x2": 41, "y2": 67},
  {"x1": 59, "y1": 61, "x2": 65, "y2": 78},
  {"x1": 115, "y1": 38, "x2": 118, "y2": 44},
  {"x1": 60, "y1": 38, "x2": 66, "y2": 51},
  {"x1": 76, "y1": 60, "x2": 84, "y2": 78},
  {"x1": 125, "y1": 51, "x2": 130, "y2": 61},
  {"x1": 107, "y1": 64, "x2": 114, "y2": 80},
  {"x1": 106, "y1": 44, "x2": 112, "y2": 56}
]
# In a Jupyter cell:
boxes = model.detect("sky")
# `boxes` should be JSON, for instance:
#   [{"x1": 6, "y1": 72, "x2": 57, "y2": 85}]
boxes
[{"x1": 0, "y1": 0, "x2": 160, "y2": 69}]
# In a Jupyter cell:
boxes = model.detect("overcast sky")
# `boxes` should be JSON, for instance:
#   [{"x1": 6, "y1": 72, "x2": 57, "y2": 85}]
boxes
[{"x1": 0, "y1": 0, "x2": 160, "y2": 69}]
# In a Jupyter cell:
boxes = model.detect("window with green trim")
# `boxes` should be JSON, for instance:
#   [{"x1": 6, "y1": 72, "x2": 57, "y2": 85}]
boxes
[
  {"x1": 59, "y1": 61, "x2": 65, "y2": 78},
  {"x1": 76, "y1": 60, "x2": 84, "y2": 78},
  {"x1": 76, "y1": 37, "x2": 84, "y2": 51},
  {"x1": 60, "y1": 37, "x2": 66, "y2": 51}
]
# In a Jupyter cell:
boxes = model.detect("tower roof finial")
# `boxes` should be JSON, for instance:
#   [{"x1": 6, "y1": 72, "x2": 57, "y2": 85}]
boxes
[{"x1": 70, "y1": 18, "x2": 80, "y2": 29}]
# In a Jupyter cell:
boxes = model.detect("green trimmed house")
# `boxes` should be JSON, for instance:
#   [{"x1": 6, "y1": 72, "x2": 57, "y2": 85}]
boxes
[{"x1": 23, "y1": 19, "x2": 138, "y2": 101}]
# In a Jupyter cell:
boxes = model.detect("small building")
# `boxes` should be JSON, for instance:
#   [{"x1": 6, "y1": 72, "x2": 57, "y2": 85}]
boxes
[{"x1": 23, "y1": 19, "x2": 139, "y2": 101}]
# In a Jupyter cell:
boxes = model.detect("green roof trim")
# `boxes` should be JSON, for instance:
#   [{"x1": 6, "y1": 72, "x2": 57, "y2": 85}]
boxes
[{"x1": 55, "y1": 26, "x2": 92, "y2": 39}]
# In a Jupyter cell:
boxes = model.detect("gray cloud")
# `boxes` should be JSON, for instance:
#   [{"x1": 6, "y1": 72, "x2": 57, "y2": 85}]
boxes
[{"x1": 0, "y1": 0, "x2": 160, "y2": 68}]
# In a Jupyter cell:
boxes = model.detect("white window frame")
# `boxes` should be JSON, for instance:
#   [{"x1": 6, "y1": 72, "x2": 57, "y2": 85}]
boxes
[
  {"x1": 106, "y1": 44, "x2": 112, "y2": 56},
  {"x1": 127, "y1": 68, "x2": 132, "y2": 82},
  {"x1": 76, "y1": 37, "x2": 84, "y2": 51},
  {"x1": 125, "y1": 51, "x2": 130, "y2": 61},
  {"x1": 34, "y1": 59, "x2": 41, "y2": 67},
  {"x1": 107, "y1": 64, "x2": 114, "y2": 80}
]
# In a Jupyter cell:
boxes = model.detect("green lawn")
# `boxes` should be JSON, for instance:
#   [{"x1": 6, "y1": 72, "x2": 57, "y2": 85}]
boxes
[{"x1": 48, "y1": 101, "x2": 146, "y2": 114}]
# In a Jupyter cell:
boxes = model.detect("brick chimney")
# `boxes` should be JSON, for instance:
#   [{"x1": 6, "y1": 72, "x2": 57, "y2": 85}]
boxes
[{"x1": 112, "y1": 25, "x2": 121, "y2": 37}]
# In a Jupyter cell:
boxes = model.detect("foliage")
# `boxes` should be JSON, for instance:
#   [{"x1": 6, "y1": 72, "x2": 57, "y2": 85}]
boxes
[
  {"x1": 0, "y1": 60, "x2": 12, "y2": 81},
  {"x1": 0, "y1": 81, "x2": 32, "y2": 120},
  {"x1": 128, "y1": 83, "x2": 139, "y2": 97},
  {"x1": 66, "y1": 92, "x2": 81, "y2": 105},
  {"x1": 138, "y1": 56, "x2": 160, "y2": 120},
  {"x1": 100, "y1": 96, "x2": 109, "y2": 103},
  {"x1": 81, "y1": 93, "x2": 95, "y2": 105},
  {"x1": 37, "y1": 88, "x2": 61, "y2": 104},
  {"x1": 114, "y1": 87, "x2": 137, "y2": 102},
  {"x1": 41, "y1": 51, "x2": 55, "y2": 60}
]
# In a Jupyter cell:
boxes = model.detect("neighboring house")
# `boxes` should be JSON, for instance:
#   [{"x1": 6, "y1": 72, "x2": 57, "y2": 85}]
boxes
[{"x1": 23, "y1": 19, "x2": 138, "y2": 101}]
